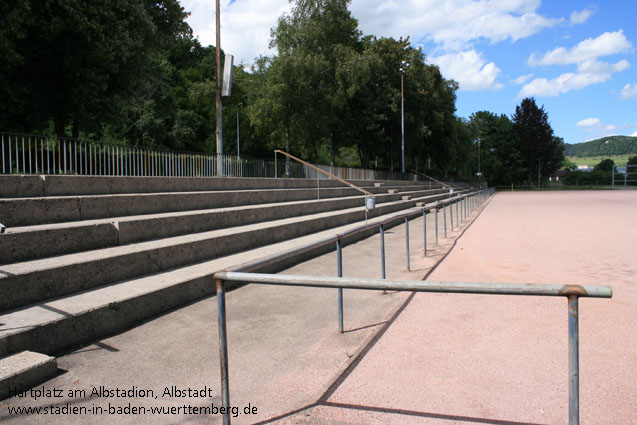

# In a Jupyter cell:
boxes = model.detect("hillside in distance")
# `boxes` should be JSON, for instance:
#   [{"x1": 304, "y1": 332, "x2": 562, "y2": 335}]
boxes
[{"x1": 565, "y1": 136, "x2": 637, "y2": 157}]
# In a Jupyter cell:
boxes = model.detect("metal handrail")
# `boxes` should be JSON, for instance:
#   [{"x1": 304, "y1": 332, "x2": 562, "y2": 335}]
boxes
[
  {"x1": 274, "y1": 150, "x2": 373, "y2": 196},
  {"x1": 213, "y1": 247, "x2": 611, "y2": 425},
  {"x1": 411, "y1": 169, "x2": 453, "y2": 189},
  {"x1": 210, "y1": 188, "x2": 558, "y2": 425}
]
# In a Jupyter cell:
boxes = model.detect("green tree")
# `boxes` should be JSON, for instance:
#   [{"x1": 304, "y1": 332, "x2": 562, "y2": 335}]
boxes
[
  {"x1": 512, "y1": 98, "x2": 564, "y2": 185},
  {"x1": 594, "y1": 158, "x2": 615, "y2": 172},
  {"x1": 469, "y1": 111, "x2": 522, "y2": 186},
  {"x1": 562, "y1": 158, "x2": 578, "y2": 171},
  {"x1": 267, "y1": 0, "x2": 361, "y2": 165},
  {"x1": 0, "y1": 0, "x2": 192, "y2": 139}
]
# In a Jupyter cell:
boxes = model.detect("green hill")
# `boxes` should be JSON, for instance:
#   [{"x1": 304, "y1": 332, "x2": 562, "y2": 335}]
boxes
[{"x1": 565, "y1": 136, "x2": 637, "y2": 157}]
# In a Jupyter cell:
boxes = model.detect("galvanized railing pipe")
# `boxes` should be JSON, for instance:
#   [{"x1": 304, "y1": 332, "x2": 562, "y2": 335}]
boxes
[
  {"x1": 568, "y1": 295, "x2": 579, "y2": 425},
  {"x1": 456, "y1": 198, "x2": 460, "y2": 224},
  {"x1": 405, "y1": 217, "x2": 411, "y2": 272},
  {"x1": 336, "y1": 239, "x2": 344, "y2": 333},
  {"x1": 443, "y1": 203, "x2": 448, "y2": 238},
  {"x1": 380, "y1": 224, "x2": 386, "y2": 280},
  {"x1": 435, "y1": 203, "x2": 439, "y2": 246},
  {"x1": 205, "y1": 188, "x2": 490, "y2": 425},
  {"x1": 215, "y1": 278, "x2": 231, "y2": 425},
  {"x1": 213, "y1": 271, "x2": 610, "y2": 425},
  {"x1": 423, "y1": 209, "x2": 428, "y2": 257}
]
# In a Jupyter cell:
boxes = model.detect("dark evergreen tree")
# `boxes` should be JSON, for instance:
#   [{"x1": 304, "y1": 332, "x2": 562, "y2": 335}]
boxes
[{"x1": 512, "y1": 98, "x2": 564, "y2": 185}]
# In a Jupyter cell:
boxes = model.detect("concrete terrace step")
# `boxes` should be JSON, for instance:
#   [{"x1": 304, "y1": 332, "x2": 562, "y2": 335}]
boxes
[
  {"x1": 0, "y1": 184, "x2": 444, "y2": 227},
  {"x1": 0, "y1": 201, "x2": 443, "y2": 358},
  {"x1": 0, "y1": 351, "x2": 58, "y2": 400},
  {"x1": 0, "y1": 174, "x2": 444, "y2": 198},
  {"x1": 0, "y1": 191, "x2": 456, "y2": 311},
  {"x1": 0, "y1": 188, "x2": 450, "y2": 263}
]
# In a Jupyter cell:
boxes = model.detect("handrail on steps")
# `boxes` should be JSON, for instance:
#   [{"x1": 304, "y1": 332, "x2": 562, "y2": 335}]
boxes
[
  {"x1": 411, "y1": 169, "x2": 452, "y2": 189},
  {"x1": 274, "y1": 150, "x2": 372, "y2": 197}
]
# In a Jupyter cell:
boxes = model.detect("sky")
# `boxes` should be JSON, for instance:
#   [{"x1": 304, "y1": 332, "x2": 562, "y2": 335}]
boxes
[{"x1": 180, "y1": 0, "x2": 636, "y2": 145}]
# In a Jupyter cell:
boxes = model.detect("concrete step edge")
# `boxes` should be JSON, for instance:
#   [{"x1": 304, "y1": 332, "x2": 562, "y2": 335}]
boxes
[
  {"x1": 0, "y1": 351, "x2": 58, "y2": 400},
  {"x1": 0, "y1": 174, "x2": 446, "y2": 198},
  {"x1": 0, "y1": 185, "x2": 449, "y2": 227}
]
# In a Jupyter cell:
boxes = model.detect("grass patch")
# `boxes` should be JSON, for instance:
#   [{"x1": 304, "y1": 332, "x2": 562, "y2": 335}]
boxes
[{"x1": 567, "y1": 154, "x2": 632, "y2": 167}]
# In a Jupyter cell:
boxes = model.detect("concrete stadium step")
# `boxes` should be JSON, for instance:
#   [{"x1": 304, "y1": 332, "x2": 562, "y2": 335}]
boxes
[
  {"x1": 0, "y1": 191, "x2": 455, "y2": 311},
  {"x1": 0, "y1": 188, "x2": 450, "y2": 263},
  {"x1": 0, "y1": 200, "x2": 445, "y2": 358},
  {"x1": 0, "y1": 351, "x2": 58, "y2": 400},
  {"x1": 0, "y1": 174, "x2": 445, "y2": 198},
  {"x1": 0, "y1": 184, "x2": 444, "y2": 227}
]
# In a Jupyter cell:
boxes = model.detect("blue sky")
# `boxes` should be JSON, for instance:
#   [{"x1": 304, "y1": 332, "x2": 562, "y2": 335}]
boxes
[{"x1": 180, "y1": 0, "x2": 636, "y2": 144}]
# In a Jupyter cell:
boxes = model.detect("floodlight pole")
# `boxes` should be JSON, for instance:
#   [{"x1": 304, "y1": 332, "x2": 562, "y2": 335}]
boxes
[
  {"x1": 400, "y1": 63, "x2": 407, "y2": 174},
  {"x1": 478, "y1": 137, "x2": 480, "y2": 176},
  {"x1": 237, "y1": 103, "x2": 242, "y2": 158},
  {"x1": 215, "y1": 0, "x2": 223, "y2": 175}
]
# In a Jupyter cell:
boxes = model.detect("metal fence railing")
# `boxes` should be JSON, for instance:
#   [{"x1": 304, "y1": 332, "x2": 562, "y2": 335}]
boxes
[
  {"x1": 208, "y1": 188, "x2": 610, "y2": 425},
  {"x1": 612, "y1": 164, "x2": 637, "y2": 188},
  {"x1": 0, "y1": 132, "x2": 274, "y2": 178},
  {"x1": 1, "y1": 132, "x2": 416, "y2": 181}
]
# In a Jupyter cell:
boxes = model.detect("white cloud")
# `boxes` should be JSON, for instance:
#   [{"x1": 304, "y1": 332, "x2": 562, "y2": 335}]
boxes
[
  {"x1": 528, "y1": 30, "x2": 632, "y2": 66},
  {"x1": 519, "y1": 63, "x2": 630, "y2": 98},
  {"x1": 621, "y1": 83, "x2": 637, "y2": 100},
  {"x1": 180, "y1": 0, "x2": 561, "y2": 65},
  {"x1": 520, "y1": 31, "x2": 632, "y2": 97},
  {"x1": 351, "y1": 0, "x2": 560, "y2": 51},
  {"x1": 576, "y1": 118, "x2": 619, "y2": 138},
  {"x1": 570, "y1": 8, "x2": 595, "y2": 25},
  {"x1": 512, "y1": 74, "x2": 534, "y2": 84},
  {"x1": 577, "y1": 118, "x2": 600, "y2": 128},
  {"x1": 430, "y1": 50, "x2": 503, "y2": 91},
  {"x1": 631, "y1": 131, "x2": 637, "y2": 137},
  {"x1": 577, "y1": 59, "x2": 630, "y2": 74},
  {"x1": 180, "y1": 0, "x2": 290, "y2": 64}
]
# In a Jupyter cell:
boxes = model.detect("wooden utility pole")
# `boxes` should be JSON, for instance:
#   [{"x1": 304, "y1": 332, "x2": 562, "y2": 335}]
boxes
[{"x1": 215, "y1": 0, "x2": 223, "y2": 175}]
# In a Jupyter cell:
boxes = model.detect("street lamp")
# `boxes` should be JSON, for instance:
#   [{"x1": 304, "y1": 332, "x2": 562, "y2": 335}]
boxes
[
  {"x1": 400, "y1": 60, "x2": 409, "y2": 174},
  {"x1": 237, "y1": 103, "x2": 242, "y2": 158},
  {"x1": 476, "y1": 137, "x2": 482, "y2": 178}
]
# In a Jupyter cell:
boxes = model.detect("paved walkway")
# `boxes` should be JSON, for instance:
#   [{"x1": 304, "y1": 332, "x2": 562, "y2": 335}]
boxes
[{"x1": 281, "y1": 190, "x2": 637, "y2": 425}]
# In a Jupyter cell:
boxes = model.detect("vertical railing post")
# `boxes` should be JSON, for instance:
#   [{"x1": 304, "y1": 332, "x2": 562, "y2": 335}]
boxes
[
  {"x1": 450, "y1": 199, "x2": 454, "y2": 231},
  {"x1": 380, "y1": 225, "x2": 386, "y2": 279},
  {"x1": 215, "y1": 279, "x2": 231, "y2": 425},
  {"x1": 405, "y1": 216, "x2": 410, "y2": 271},
  {"x1": 568, "y1": 295, "x2": 580, "y2": 425},
  {"x1": 435, "y1": 203, "x2": 439, "y2": 246},
  {"x1": 456, "y1": 198, "x2": 460, "y2": 224},
  {"x1": 443, "y1": 203, "x2": 447, "y2": 238},
  {"x1": 423, "y1": 209, "x2": 427, "y2": 257},
  {"x1": 336, "y1": 239, "x2": 344, "y2": 333},
  {"x1": 464, "y1": 196, "x2": 467, "y2": 220}
]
